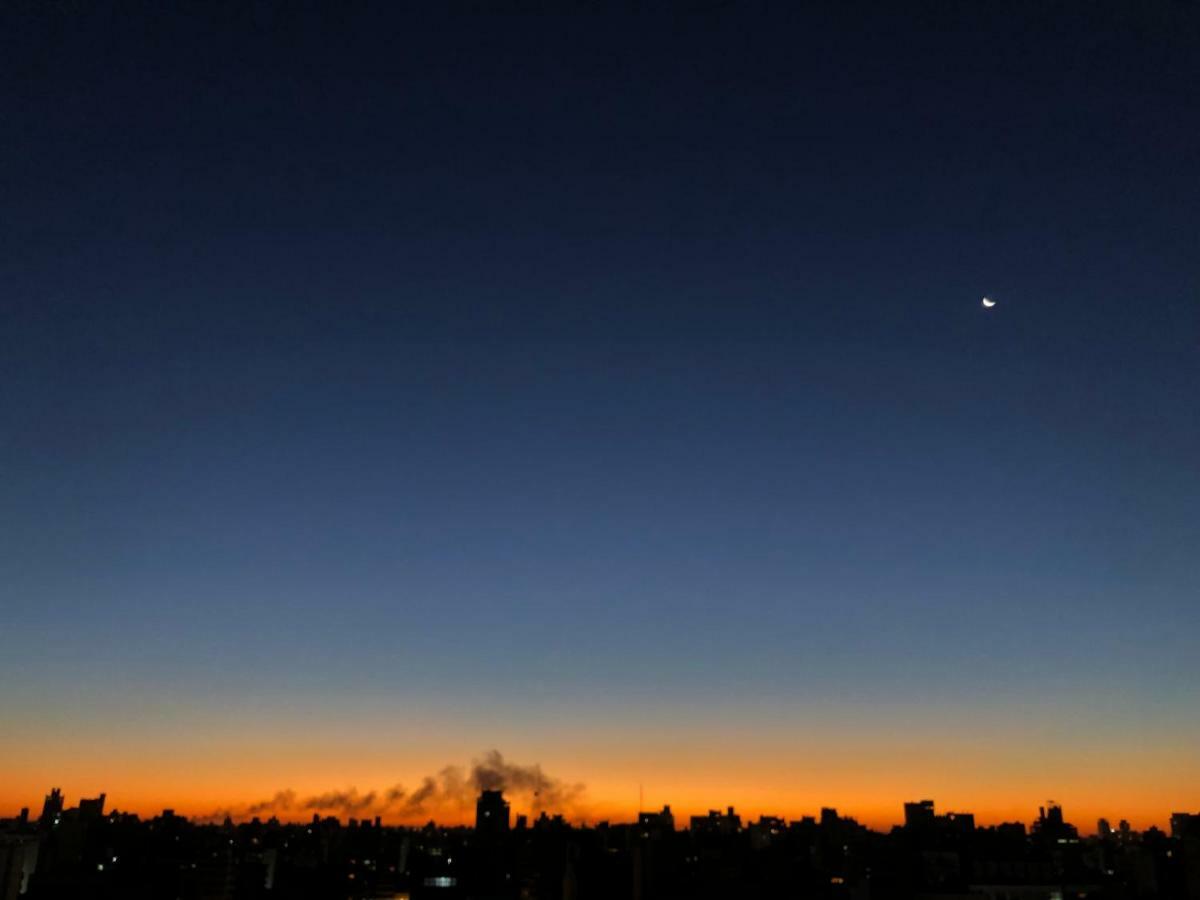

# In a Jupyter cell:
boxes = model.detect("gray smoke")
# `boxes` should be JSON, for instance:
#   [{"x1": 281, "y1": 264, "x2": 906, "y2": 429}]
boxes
[
  {"x1": 303, "y1": 789, "x2": 377, "y2": 816},
  {"x1": 195, "y1": 749, "x2": 586, "y2": 823},
  {"x1": 402, "y1": 776, "x2": 439, "y2": 813},
  {"x1": 247, "y1": 790, "x2": 296, "y2": 814},
  {"x1": 469, "y1": 750, "x2": 585, "y2": 812}
]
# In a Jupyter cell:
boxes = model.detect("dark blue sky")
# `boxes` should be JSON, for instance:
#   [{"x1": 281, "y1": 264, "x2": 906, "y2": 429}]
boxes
[{"x1": 2, "y1": 2, "x2": 1198, "y2": 817}]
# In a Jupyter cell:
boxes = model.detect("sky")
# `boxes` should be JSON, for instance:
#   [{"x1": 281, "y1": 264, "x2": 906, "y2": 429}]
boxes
[{"x1": 1, "y1": 2, "x2": 1198, "y2": 831}]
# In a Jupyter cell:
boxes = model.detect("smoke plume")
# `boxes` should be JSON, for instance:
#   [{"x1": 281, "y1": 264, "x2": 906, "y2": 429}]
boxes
[{"x1": 195, "y1": 749, "x2": 587, "y2": 824}]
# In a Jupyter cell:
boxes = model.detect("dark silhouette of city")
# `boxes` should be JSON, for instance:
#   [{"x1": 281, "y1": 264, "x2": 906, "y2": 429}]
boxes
[{"x1": 3, "y1": 788, "x2": 1199, "y2": 899}]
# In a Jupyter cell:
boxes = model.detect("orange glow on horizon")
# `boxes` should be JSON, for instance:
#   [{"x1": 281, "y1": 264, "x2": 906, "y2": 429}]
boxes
[
  {"x1": 4, "y1": 700, "x2": 1196, "y2": 837},
  {"x1": 1, "y1": 778, "x2": 1192, "y2": 836}
]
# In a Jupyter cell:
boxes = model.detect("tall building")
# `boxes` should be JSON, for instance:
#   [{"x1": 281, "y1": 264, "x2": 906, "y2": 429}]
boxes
[
  {"x1": 39, "y1": 788, "x2": 63, "y2": 827},
  {"x1": 1032, "y1": 803, "x2": 1078, "y2": 842},
  {"x1": 475, "y1": 790, "x2": 510, "y2": 835},
  {"x1": 904, "y1": 800, "x2": 936, "y2": 829}
]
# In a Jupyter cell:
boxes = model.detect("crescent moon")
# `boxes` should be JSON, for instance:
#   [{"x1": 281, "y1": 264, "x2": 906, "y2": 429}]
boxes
[{"x1": 981, "y1": 297, "x2": 996, "y2": 308}]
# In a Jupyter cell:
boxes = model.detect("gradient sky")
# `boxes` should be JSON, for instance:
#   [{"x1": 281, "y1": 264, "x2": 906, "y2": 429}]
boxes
[{"x1": 2, "y1": 2, "x2": 1198, "y2": 831}]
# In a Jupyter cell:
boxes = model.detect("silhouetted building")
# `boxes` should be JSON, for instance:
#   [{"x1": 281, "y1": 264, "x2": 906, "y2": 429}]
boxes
[
  {"x1": 77, "y1": 794, "x2": 105, "y2": 822},
  {"x1": 475, "y1": 789, "x2": 509, "y2": 835},
  {"x1": 637, "y1": 805, "x2": 674, "y2": 835},
  {"x1": 945, "y1": 811, "x2": 975, "y2": 834},
  {"x1": 905, "y1": 799, "x2": 936, "y2": 829},
  {"x1": 38, "y1": 789, "x2": 63, "y2": 828},
  {"x1": 690, "y1": 806, "x2": 740, "y2": 835},
  {"x1": 747, "y1": 815, "x2": 787, "y2": 849},
  {"x1": 1032, "y1": 802, "x2": 1079, "y2": 842},
  {"x1": 903, "y1": 799, "x2": 974, "y2": 837},
  {"x1": 1173, "y1": 813, "x2": 1200, "y2": 839}
]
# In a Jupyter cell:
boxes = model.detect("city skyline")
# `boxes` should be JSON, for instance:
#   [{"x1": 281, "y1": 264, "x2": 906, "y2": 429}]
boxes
[
  {"x1": 9, "y1": 784, "x2": 1198, "y2": 899},
  {"x1": 6, "y1": 781, "x2": 1195, "y2": 837},
  {"x1": 2, "y1": 753, "x2": 1193, "y2": 836}
]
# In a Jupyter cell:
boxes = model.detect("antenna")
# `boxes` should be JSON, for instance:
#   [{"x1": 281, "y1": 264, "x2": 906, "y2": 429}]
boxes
[{"x1": 639, "y1": 783, "x2": 643, "y2": 813}]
